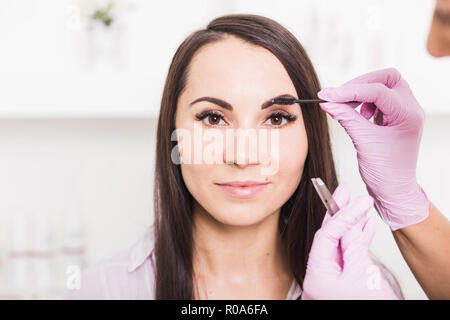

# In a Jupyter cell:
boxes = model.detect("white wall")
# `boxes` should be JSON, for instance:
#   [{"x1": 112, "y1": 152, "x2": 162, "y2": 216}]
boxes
[{"x1": 0, "y1": 118, "x2": 158, "y2": 298}]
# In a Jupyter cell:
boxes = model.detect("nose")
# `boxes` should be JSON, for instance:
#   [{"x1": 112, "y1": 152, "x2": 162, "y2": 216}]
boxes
[{"x1": 223, "y1": 128, "x2": 272, "y2": 167}]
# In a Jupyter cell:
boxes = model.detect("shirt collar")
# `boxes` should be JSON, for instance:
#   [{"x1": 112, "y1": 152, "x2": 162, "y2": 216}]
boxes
[{"x1": 127, "y1": 225, "x2": 155, "y2": 273}]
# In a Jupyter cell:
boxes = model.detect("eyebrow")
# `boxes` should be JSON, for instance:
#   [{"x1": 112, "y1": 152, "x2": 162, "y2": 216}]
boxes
[{"x1": 189, "y1": 94, "x2": 297, "y2": 111}]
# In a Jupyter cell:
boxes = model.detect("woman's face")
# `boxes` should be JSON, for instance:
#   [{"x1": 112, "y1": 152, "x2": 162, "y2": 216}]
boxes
[{"x1": 175, "y1": 36, "x2": 308, "y2": 226}]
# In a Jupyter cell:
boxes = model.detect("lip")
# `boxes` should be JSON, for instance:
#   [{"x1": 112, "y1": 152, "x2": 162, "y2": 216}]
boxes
[{"x1": 215, "y1": 181, "x2": 270, "y2": 198}]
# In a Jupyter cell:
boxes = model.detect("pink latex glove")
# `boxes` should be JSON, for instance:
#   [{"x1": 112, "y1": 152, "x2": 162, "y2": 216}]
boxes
[
  {"x1": 301, "y1": 183, "x2": 401, "y2": 300},
  {"x1": 317, "y1": 68, "x2": 429, "y2": 231}
]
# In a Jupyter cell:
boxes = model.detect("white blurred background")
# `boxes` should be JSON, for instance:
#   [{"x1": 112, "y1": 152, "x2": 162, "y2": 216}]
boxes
[{"x1": 0, "y1": 0, "x2": 448, "y2": 299}]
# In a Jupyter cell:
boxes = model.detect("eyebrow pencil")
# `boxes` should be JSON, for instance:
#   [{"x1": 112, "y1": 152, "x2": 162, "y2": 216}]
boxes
[{"x1": 271, "y1": 98, "x2": 360, "y2": 105}]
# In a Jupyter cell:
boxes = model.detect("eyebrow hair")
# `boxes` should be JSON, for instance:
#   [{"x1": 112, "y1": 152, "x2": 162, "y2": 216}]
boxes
[{"x1": 189, "y1": 94, "x2": 297, "y2": 111}]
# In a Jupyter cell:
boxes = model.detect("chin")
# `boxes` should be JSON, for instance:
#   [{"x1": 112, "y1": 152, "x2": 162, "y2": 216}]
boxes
[{"x1": 211, "y1": 207, "x2": 274, "y2": 227}]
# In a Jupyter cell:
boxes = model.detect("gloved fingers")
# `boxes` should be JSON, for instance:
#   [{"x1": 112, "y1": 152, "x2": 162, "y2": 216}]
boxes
[
  {"x1": 320, "y1": 195, "x2": 374, "y2": 241},
  {"x1": 360, "y1": 102, "x2": 377, "y2": 120},
  {"x1": 318, "y1": 101, "x2": 370, "y2": 128},
  {"x1": 341, "y1": 215, "x2": 377, "y2": 273},
  {"x1": 340, "y1": 214, "x2": 368, "y2": 251},
  {"x1": 360, "y1": 102, "x2": 388, "y2": 126},
  {"x1": 307, "y1": 229, "x2": 343, "y2": 272},
  {"x1": 308, "y1": 195, "x2": 373, "y2": 272},
  {"x1": 341, "y1": 214, "x2": 376, "y2": 253},
  {"x1": 321, "y1": 182, "x2": 351, "y2": 226},
  {"x1": 360, "y1": 215, "x2": 377, "y2": 248},
  {"x1": 347, "y1": 101, "x2": 361, "y2": 110},
  {"x1": 318, "y1": 83, "x2": 395, "y2": 118},
  {"x1": 373, "y1": 107, "x2": 385, "y2": 125},
  {"x1": 341, "y1": 67, "x2": 402, "y2": 89}
]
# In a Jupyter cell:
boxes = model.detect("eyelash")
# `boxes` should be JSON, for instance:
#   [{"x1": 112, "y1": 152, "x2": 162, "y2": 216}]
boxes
[{"x1": 194, "y1": 109, "x2": 297, "y2": 128}]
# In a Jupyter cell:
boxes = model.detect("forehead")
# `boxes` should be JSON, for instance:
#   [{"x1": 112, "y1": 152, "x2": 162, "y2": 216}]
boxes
[{"x1": 184, "y1": 36, "x2": 296, "y2": 99}]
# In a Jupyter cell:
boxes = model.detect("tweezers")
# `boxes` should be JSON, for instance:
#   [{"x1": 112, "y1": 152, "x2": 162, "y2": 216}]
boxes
[
  {"x1": 280, "y1": 177, "x2": 341, "y2": 235},
  {"x1": 311, "y1": 177, "x2": 340, "y2": 215}
]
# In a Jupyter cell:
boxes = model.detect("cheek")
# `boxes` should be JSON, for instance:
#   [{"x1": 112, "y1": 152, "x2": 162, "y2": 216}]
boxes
[
  {"x1": 180, "y1": 160, "x2": 218, "y2": 209},
  {"x1": 276, "y1": 125, "x2": 309, "y2": 182},
  {"x1": 180, "y1": 162, "x2": 215, "y2": 188}
]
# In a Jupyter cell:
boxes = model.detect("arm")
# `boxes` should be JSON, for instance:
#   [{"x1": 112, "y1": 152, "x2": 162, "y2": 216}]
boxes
[{"x1": 392, "y1": 202, "x2": 450, "y2": 299}]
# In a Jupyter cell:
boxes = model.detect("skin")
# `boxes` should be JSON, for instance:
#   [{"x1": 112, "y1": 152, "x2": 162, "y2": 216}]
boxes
[
  {"x1": 392, "y1": 203, "x2": 450, "y2": 299},
  {"x1": 427, "y1": 0, "x2": 450, "y2": 57},
  {"x1": 175, "y1": 35, "x2": 308, "y2": 299}
]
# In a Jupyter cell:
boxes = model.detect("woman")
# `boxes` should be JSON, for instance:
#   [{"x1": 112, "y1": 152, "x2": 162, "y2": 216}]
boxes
[{"x1": 67, "y1": 14, "x2": 401, "y2": 300}]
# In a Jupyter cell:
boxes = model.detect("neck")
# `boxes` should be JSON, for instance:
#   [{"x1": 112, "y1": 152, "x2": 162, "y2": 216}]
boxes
[{"x1": 191, "y1": 201, "x2": 291, "y2": 286}]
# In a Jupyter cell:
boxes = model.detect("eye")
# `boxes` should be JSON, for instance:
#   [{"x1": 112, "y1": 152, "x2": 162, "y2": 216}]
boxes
[
  {"x1": 195, "y1": 110, "x2": 227, "y2": 127},
  {"x1": 264, "y1": 111, "x2": 297, "y2": 128}
]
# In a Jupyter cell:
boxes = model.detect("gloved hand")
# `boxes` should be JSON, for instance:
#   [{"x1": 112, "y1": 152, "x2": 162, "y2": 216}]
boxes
[
  {"x1": 301, "y1": 183, "x2": 401, "y2": 300},
  {"x1": 317, "y1": 68, "x2": 429, "y2": 231}
]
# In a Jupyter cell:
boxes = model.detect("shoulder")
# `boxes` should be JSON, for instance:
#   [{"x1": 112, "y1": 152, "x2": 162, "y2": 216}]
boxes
[{"x1": 66, "y1": 225, "x2": 156, "y2": 300}]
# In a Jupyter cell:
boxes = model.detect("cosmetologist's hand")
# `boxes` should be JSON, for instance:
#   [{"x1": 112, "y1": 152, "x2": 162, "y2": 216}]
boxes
[
  {"x1": 301, "y1": 183, "x2": 401, "y2": 300},
  {"x1": 317, "y1": 68, "x2": 429, "y2": 231}
]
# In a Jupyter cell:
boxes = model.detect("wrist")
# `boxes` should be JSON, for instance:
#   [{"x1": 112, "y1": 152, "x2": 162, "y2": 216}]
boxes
[{"x1": 373, "y1": 185, "x2": 430, "y2": 231}]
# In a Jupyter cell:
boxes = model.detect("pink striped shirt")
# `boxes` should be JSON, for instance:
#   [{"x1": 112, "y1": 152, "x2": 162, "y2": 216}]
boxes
[{"x1": 66, "y1": 225, "x2": 303, "y2": 300}]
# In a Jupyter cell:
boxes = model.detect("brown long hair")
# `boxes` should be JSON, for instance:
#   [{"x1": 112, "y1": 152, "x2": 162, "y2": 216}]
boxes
[{"x1": 153, "y1": 14, "x2": 338, "y2": 299}]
